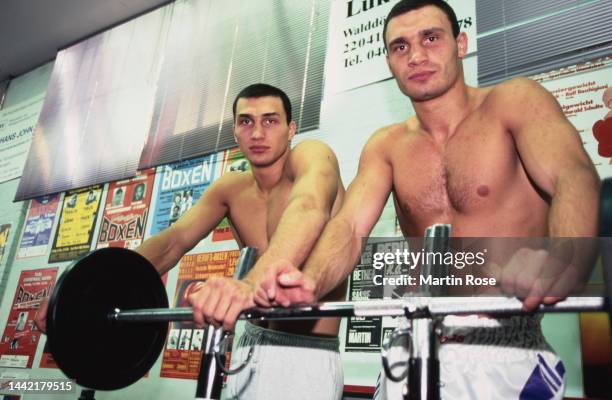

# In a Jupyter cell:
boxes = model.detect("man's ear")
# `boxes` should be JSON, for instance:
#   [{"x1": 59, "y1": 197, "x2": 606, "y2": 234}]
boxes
[
  {"x1": 457, "y1": 32, "x2": 468, "y2": 58},
  {"x1": 288, "y1": 121, "x2": 297, "y2": 140}
]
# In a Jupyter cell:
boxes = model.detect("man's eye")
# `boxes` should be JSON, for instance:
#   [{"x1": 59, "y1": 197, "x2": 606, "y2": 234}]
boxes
[
  {"x1": 263, "y1": 118, "x2": 276, "y2": 126},
  {"x1": 393, "y1": 44, "x2": 406, "y2": 52},
  {"x1": 425, "y1": 36, "x2": 438, "y2": 43},
  {"x1": 239, "y1": 119, "x2": 251, "y2": 125}
]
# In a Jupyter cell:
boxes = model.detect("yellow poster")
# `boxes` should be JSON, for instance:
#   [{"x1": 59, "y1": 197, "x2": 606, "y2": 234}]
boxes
[
  {"x1": 49, "y1": 185, "x2": 103, "y2": 263},
  {"x1": 0, "y1": 224, "x2": 10, "y2": 264}
]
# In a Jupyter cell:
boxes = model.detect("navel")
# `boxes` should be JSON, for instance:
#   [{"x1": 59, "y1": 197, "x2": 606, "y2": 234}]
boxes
[{"x1": 477, "y1": 185, "x2": 490, "y2": 197}]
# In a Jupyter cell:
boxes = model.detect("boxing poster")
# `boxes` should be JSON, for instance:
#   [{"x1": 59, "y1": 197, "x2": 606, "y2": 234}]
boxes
[
  {"x1": 48, "y1": 185, "x2": 103, "y2": 263},
  {"x1": 0, "y1": 268, "x2": 58, "y2": 368},
  {"x1": 212, "y1": 148, "x2": 249, "y2": 242},
  {"x1": 150, "y1": 154, "x2": 218, "y2": 236},
  {"x1": 532, "y1": 55, "x2": 612, "y2": 178},
  {"x1": 0, "y1": 225, "x2": 10, "y2": 264},
  {"x1": 0, "y1": 94, "x2": 45, "y2": 183},
  {"x1": 37, "y1": 341, "x2": 58, "y2": 369},
  {"x1": 324, "y1": 0, "x2": 477, "y2": 95},
  {"x1": 17, "y1": 195, "x2": 60, "y2": 259},
  {"x1": 160, "y1": 250, "x2": 239, "y2": 379},
  {"x1": 345, "y1": 240, "x2": 385, "y2": 352},
  {"x1": 96, "y1": 169, "x2": 155, "y2": 250}
]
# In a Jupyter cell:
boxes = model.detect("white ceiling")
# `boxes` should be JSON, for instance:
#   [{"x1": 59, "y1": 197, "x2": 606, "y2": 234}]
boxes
[{"x1": 0, "y1": 0, "x2": 173, "y2": 82}]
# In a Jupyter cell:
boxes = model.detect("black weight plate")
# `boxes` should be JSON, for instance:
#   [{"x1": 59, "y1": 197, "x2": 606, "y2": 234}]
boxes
[
  {"x1": 46, "y1": 247, "x2": 169, "y2": 390},
  {"x1": 600, "y1": 178, "x2": 612, "y2": 236},
  {"x1": 599, "y1": 178, "x2": 612, "y2": 325}
]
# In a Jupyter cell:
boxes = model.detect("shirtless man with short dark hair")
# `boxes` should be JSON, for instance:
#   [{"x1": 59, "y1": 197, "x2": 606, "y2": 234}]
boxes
[
  {"x1": 259, "y1": 1, "x2": 599, "y2": 398},
  {"x1": 37, "y1": 83, "x2": 346, "y2": 400}
]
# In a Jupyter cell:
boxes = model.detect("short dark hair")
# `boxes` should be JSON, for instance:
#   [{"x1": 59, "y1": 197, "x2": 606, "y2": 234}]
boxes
[
  {"x1": 232, "y1": 83, "x2": 292, "y2": 123},
  {"x1": 383, "y1": 0, "x2": 460, "y2": 47}
]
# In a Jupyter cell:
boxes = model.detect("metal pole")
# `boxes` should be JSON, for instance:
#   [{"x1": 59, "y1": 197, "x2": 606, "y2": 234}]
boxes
[
  {"x1": 407, "y1": 224, "x2": 450, "y2": 400},
  {"x1": 110, "y1": 296, "x2": 606, "y2": 323}
]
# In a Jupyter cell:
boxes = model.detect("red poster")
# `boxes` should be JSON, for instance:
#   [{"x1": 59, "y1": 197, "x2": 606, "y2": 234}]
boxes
[
  {"x1": 96, "y1": 169, "x2": 155, "y2": 250},
  {"x1": 0, "y1": 268, "x2": 58, "y2": 368},
  {"x1": 38, "y1": 340, "x2": 58, "y2": 369},
  {"x1": 160, "y1": 250, "x2": 239, "y2": 379}
]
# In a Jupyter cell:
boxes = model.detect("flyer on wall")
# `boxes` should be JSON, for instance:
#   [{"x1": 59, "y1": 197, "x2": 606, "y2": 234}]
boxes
[
  {"x1": 17, "y1": 195, "x2": 60, "y2": 259},
  {"x1": 96, "y1": 169, "x2": 155, "y2": 250},
  {"x1": 48, "y1": 185, "x2": 103, "y2": 263},
  {"x1": 0, "y1": 268, "x2": 58, "y2": 368},
  {"x1": 160, "y1": 250, "x2": 239, "y2": 379}
]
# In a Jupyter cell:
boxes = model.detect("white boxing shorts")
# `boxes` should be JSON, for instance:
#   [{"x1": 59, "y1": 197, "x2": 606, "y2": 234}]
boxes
[{"x1": 374, "y1": 315, "x2": 565, "y2": 400}]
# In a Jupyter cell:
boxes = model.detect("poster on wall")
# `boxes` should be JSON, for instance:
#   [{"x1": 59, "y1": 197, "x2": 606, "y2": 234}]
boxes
[
  {"x1": 96, "y1": 169, "x2": 155, "y2": 250},
  {"x1": 0, "y1": 268, "x2": 58, "y2": 368},
  {"x1": 344, "y1": 238, "x2": 419, "y2": 352},
  {"x1": 0, "y1": 225, "x2": 10, "y2": 264},
  {"x1": 532, "y1": 55, "x2": 612, "y2": 178},
  {"x1": 150, "y1": 155, "x2": 217, "y2": 236},
  {"x1": 160, "y1": 250, "x2": 239, "y2": 379},
  {"x1": 212, "y1": 148, "x2": 249, "y2": 242},
  {"x1": 0, "y1": 94, "x2": 46, "y2": 183},
  {"x1": 324, "y1": 0, "x2": 477, "y2": 95},
  {"x1": 344, "y1": 240, "x2": 385, "y2": 352},
  {"x1": 48, "y1": 185, "x2": 103, "y2": 263},
  {"x1": 17, "y1": 195, "x2": 60, "y2": 259},
  {"x1": 38, "y1": 341, "x2": 58, "y2": 369}
]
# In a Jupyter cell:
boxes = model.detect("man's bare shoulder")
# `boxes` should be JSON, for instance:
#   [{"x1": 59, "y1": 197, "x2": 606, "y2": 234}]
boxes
[
  {"x1": 291, "y1": 139, "x2": 336, "y2": 159},
  {"x1": 210, "y1": 170, "x2": 253, "y2": 198},
  {"x1": 484, "y1": 77, "x2": 548, "y2": 107},
  {"x1": 365, "y1": 119, "x2": 417, "y2": 153},
  {"x1": 288, "y1": 140, "x2": 341, "y2": 179}
]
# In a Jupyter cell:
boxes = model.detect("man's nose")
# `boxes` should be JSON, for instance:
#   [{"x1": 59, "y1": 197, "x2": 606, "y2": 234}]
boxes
[
  {"x1": 251, "y1": 124, "x2": 264, "y2": 140},
  {"x1": 408, "y1": 44, "x2": 427, "y2": 66}
]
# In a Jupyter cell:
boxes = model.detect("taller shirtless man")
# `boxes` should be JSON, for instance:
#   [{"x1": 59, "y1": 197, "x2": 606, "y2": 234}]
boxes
[
  {"x1": 260, "y1": 1, "x2": 600, "y2": 398},
  {"x1": 37, "y1": 84, "x2": 346, "y2": 400}
]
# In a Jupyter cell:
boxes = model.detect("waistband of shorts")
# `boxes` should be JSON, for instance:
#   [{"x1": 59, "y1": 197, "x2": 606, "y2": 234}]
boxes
[
  {"x1": 439, "y1": 315, "x2": 547, "y2": 347},
  {"x1": 243, "y1": 321, "x2": 340, "y2": 351}
]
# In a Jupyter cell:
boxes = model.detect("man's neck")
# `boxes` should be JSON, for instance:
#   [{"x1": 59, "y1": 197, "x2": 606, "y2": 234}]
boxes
[
  {"x1": 251, "y1": 147, "x2": 291, "y2": 193},
  {"x1": 412, "y1": 78, "x2": 473, "y2": 142}
]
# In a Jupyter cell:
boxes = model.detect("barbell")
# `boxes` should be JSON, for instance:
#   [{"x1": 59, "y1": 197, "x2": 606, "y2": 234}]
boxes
[
  {"x1": 44, "y1": 178, "x2": 612, "y2": 392},
  {"x1": 45, "y1": 246, "x2": 609, "y2": 391}
]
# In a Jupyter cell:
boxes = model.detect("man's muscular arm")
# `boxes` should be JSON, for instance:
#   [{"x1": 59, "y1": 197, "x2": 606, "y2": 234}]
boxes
[
  {"x1": 137, "y1": 176, "x2": 258, "y2": 330},
  {"x1": 297, "y1": 132, "x2": 394, "y2": 301},
  {"x1": 246, "y1": 140, "x2": 343, "y2": 303},
  {"x1": 502, "y1": 77, "x2": 599, "y2": 236},
  {"x1": 135, "y1": 179, "x2": 229, "y2": 274},
  {"x1": 499, "y1": 78, "x2": 600, "y2": 308}
]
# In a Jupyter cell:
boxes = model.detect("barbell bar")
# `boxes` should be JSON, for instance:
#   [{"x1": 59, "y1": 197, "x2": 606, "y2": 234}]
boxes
[
  {"x1": 110, "y1": 296, "x2": 606, "y2": 323},
  {"x1": 45, "y1": 246, "x2": 610, "y2": 392}
]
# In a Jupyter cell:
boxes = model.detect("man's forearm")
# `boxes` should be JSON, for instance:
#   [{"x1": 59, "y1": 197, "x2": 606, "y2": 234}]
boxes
[
  {"x1": 548, "y1": 168, "x2": 600, "y2": 292},
  {"x1": 549, "y1": 167, "x2": 600, "y2": 237},
  {"x1": 135, "y1": 228, "x2": 187, "y2": 275},
  {"x1": 302, "y1": 216, "x2": 363, "y2": 300}
]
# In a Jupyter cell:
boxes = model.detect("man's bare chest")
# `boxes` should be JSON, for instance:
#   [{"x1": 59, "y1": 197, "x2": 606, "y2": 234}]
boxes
[
  {"x1": 391, "y1": 122, "x2": 517, "y2": 216},
  {"x1": 226, "y1": 183, "x2": 292, "y2": 250}
]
